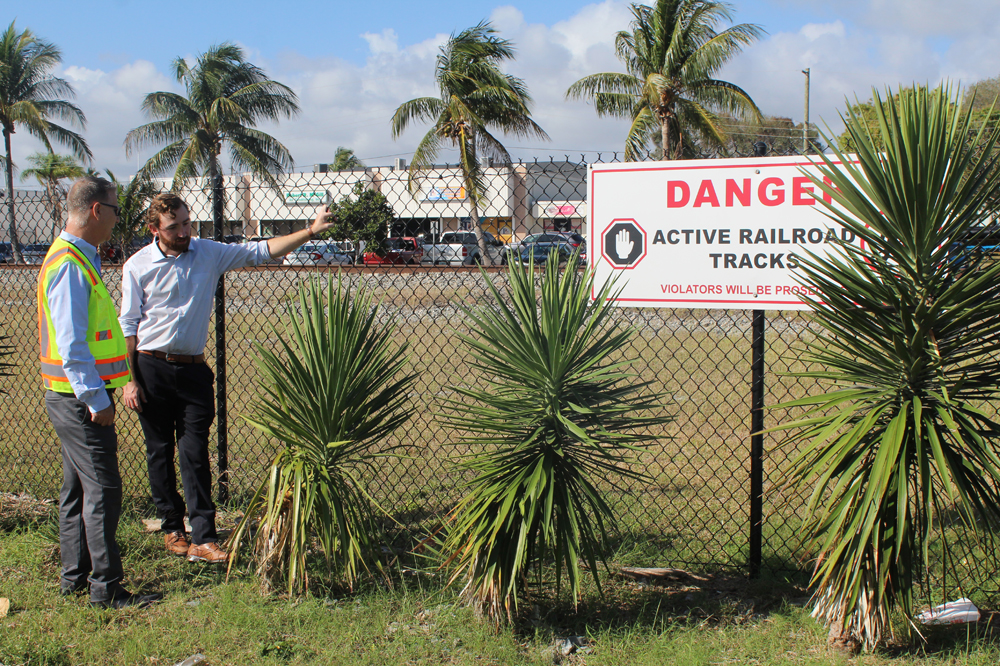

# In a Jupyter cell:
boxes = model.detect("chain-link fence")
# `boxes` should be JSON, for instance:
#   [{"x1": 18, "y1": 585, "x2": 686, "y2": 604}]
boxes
[{"x1": 2, "y1": 150, "x2": 998, "y2": 605}]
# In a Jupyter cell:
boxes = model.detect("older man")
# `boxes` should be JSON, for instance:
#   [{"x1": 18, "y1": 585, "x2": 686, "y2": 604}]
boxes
[
  {"x1": 119, "y1": 193, "x2": 333, "y2": 563},
  {"x1": 39, "y1": 177, "x2": 161, "y2": 609}
]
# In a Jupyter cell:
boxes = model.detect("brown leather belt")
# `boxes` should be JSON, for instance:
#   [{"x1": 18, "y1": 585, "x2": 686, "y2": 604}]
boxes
[{"x1": 139, "y1": 350, "x2": 206, "y2": 364}]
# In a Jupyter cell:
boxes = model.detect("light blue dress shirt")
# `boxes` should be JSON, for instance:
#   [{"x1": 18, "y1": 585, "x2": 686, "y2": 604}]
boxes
[
  {"x1": 118, "y1": 238, "x2": 271, "y2": 356},
  {"x1": 45, "y1": 231, "x2": 113, "y2": 415}
]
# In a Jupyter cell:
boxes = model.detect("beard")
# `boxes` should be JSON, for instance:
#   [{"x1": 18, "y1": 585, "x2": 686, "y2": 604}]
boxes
[{"x1": 159, "y1": 235, "x2": 191, "y2": 253}]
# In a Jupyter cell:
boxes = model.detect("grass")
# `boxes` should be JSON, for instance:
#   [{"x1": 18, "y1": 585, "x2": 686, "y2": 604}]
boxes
[{"x1": 2, "y1": 504, "x2": 1000, "y2": 665}]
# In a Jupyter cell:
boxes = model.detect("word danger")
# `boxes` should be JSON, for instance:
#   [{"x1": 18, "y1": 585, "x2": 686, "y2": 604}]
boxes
[{"x1": 666, "y1": 176, "x2": 836, "y2": 208}]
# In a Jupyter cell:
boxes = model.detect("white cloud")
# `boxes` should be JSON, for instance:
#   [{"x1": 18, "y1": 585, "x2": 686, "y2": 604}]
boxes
[
  {"x1": 361, "y1": 29, "x2": 400, "y2": 56},
  {"x1": 800, "y1": 21, "x2": 845, "y2": 41}
]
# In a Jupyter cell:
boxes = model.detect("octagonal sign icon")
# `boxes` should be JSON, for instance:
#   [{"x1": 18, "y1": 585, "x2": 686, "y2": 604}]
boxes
[{"x1": 601, "y1": 219, "x2": 647, "y2": 269}]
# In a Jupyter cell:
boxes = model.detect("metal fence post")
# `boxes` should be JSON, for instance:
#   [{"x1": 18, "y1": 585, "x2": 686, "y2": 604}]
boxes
[
  {"x1": 212, "y1": 173, "x2": 229, "y2": 503},
  {"x1": 749, "y1": 309, "x2": 766, "y2": 577}
]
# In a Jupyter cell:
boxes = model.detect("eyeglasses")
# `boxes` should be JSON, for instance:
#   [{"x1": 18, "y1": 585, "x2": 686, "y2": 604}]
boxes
[{"x1": 97, "y1": 201, "x2": 120, "y2": 217}]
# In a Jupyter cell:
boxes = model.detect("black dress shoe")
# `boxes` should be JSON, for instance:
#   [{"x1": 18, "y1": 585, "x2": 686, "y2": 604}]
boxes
[{"x1": 89, "y1": 590, "x2": 163, "y2": 609}]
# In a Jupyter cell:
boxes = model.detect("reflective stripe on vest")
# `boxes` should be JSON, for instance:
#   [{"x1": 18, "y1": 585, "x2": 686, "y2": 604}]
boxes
[{"x1": 37, "y1": 238, "x2": 131, "y2": 392}]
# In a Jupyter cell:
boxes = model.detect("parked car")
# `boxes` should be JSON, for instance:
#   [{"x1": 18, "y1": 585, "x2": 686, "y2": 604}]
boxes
[
  {"x1": 0, "y1": 242, "x2": 11, "y2": 264},
  {"x1": 507, "y1": 241, "x2": 585, "y2": 268},
  {"x1": 362, "y1": 236, "x2": 423, "y2": 265},
  {"x1": 21, "y1": 243, "x2": 50, "y2": 264},
  {"x1": 946, "y1": 224, "x2": 1000, "y2": 275},
  {"x1": 283, "y1": 242, "x2": 354, "y2": 267},
  {"x1": 502, "y1": 232, "x2": 587, "y2": 265},
  {"x1": 423, "y1": 231, "x2": 500, "y2": 265}
]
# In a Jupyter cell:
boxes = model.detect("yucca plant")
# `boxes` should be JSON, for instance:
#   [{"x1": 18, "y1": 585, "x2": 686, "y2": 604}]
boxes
[
  {"x1": 774, "y1": 85, "x2": 1000, "y2": 650},
  {"x1": 441, "y1": 250, "x2": 671, "y2": 623},
  {"x1": 227, "y1": 276, "x2": 416, "y2": 595}
]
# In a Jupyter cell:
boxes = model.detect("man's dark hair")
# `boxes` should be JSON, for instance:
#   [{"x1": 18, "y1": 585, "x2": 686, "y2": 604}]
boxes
[
  {"x1": 146, "y1": 192, "x2": 188, "y2": 228},
  {"x1": 67, "y1": 177, "x2": 116, "y2": 219}
]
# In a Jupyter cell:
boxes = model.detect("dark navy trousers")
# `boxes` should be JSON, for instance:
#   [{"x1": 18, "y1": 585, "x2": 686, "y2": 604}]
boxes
[{"x1": 134, "y1": 354, "x2": 218, "y2": 545}]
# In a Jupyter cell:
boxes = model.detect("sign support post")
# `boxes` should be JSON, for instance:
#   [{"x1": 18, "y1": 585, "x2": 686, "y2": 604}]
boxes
[{"x1": 749, "y1": 309, "x2": 765, "y2": 577}]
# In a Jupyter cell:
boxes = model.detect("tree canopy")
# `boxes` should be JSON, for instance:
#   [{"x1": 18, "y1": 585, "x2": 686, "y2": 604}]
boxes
[
  {"x1": 20, "y1": 152, "x2": 85, "y2": 240},
  {"x1": 331, "y1": 147, "x2": 364, "y2": 170},
  {"x1": 391, "y1": 21, "x2": 548, "y2": 264},
  {"x1": 125, "y1": 43, "x2": 299, "y2": 191},
  {"x1": 326, "y1": 183, "x2": 393, "y2": 259},
  {"x1": 0, "y1": 21, "x2": 90, "y2": 262},
  {"x1": 566, "y1": 0, "x2": 763, "y2": 161}
]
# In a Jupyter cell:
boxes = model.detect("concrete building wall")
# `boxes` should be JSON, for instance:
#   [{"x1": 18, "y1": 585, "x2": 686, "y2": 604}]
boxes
[{"x1": 5, "y1": 160, "x2": 591, "y2": 246}]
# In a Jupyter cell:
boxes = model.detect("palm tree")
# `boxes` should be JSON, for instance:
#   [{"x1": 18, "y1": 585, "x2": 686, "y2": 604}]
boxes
[
  {"x1": 566, "y1": 0, "x2": 763, "y2": 161},
  {"x1": 20, "y1": 152, "x2": 85, "y2": 241},
  {"x1": 124, "y1": 43, "x2": 299, "y2": 192},
  {"x1": 0, "y1": 21, "x2": 90, "y2": 263},
  {"x1": 105, "y1": 169, "x2": 161, "y2": 258},
  {"x1": 774, "y1": 85, "x2": 1000, "y2": 650},
  {"x1": 331, "y1": 146, "x2": 364, "y2": 170},
  {"x1": 391, "y1": 21, "x2": 548, "y2": 265}
]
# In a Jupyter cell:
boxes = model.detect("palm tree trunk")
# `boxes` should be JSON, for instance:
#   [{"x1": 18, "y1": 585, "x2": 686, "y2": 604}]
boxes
[
  {"x1": 662, "y1": 118, "x2": 671, "y2": 161},
  {"x1": 207, "y1": 158, "x2": 220, "y2": 239},
  {"x1": 470, "y1": 199, "x2": 490, "y2": 266},
  {"x1": 466, "y1": 135, "x2": 493, "y2": 266},
  {"x1": 47, "y1": 179, "x2": 61, "y2": 242},
  {"x1": 3, "y1": 128, "x2": 22, "y2": 264},
  {"x1": 662, "y1": 116, "x2": 685, "y2": 161}
]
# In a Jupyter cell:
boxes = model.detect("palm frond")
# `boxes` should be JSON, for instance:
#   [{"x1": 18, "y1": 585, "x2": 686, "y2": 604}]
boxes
[
  {"x1": 128, "y1": 43, "x2": 298, "y2": 189},
  {"x1": 390, "y1": 97, "x2": 445, "y2": 139},
  {"x1": 567, "y1": 0, "x2": 762, "y2": 158}
]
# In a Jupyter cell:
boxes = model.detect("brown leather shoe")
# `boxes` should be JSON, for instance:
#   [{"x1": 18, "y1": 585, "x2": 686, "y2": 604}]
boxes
[
  {"x1": 164, "y1": 531, "x2": 190, "y2": 556},
  {"x1": 187, "y1": 541, "x2": 228, "y2": 564}
]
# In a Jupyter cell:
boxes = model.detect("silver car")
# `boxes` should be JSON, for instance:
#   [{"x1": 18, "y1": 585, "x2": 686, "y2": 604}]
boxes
[{"x1": 282, "y1": 242, "x2": 354, "y2": 267}]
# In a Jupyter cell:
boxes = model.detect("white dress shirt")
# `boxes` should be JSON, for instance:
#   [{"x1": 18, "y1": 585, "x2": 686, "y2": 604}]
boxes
[
  {"x1": 45, "y1": 231, "x2": 112, "y2": 414},
  {"x1": 119, "y1": 238, "x2": 271, "y2": 355}
]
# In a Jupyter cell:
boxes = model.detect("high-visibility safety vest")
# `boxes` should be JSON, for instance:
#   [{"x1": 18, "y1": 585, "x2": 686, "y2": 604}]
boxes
[{"x1": 37, "y1": 237, "x2": 130, "y2": 393}]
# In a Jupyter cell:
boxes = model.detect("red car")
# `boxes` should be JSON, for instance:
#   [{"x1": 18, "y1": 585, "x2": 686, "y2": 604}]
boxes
[{"x1": 362, "y1": 237, "x2": 423, "y2": 265}]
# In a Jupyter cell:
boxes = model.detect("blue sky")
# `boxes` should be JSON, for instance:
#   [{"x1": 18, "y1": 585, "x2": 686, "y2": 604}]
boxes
[
  {"x1": 6, "y1": 0, "x2": 1000, "y2": 179},
  {"x1": 15, "y1": 0, "x2": 840, "y2": 68}
]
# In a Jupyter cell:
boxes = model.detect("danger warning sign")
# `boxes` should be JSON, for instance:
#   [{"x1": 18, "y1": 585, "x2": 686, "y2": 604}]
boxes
[{"x1": 588, "y1": 155, "x2": 860, "y2": 310}]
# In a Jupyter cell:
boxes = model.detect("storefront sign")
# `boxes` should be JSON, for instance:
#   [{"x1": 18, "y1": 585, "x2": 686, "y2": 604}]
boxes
[
  {"x1": 425, "y1": 186, "x2": 466, "y2": 201},
  {"x1": 284, "y1": 190, "x2": 328, "y2": 205}
]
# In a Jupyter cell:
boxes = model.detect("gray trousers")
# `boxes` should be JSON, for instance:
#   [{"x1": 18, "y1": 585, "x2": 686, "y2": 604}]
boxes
[{"x1": 45, "y1": 390, "x2": 123, "y2": 602}]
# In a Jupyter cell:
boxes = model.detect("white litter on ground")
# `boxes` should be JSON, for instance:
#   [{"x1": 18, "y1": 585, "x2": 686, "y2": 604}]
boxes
[{"x1": 917, "y1": 598, "x2": 980, "y2": 625}]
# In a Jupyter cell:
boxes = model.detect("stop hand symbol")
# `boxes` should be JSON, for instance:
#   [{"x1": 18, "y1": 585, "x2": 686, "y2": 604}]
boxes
[
  {"x1": 600, "y1": 219, "x2": 647, "y2": 269},
  {"x1": 615, "y1": 229, "x2": 634, "y2": 260}
]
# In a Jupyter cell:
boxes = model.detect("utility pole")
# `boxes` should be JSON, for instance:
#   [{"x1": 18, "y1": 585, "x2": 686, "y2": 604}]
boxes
[{"x1": 802, "y1": 68, "x2": 811, "y2": 154}]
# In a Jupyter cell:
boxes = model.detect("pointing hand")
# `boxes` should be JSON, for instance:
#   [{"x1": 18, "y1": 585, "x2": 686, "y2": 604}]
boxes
[{"x1": 615, "y1": 229, "x2": 634, "y2": 260}]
